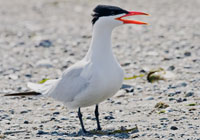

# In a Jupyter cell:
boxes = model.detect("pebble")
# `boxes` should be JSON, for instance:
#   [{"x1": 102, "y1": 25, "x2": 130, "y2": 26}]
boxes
[
  {"x1": 176, "y1": 98, "x2": 183, "y2": 103},
  {"x1": 60, "y1": 117, "x2": 68, "y2": 121},
  {"x1": 121, "y1": 62, "x2": 131, "y2": 66},
  {"x1": 104, "y1": 116, "x2": 115, "y2": 120},
  {"x1": 39, "y1": 40, "x2": 52, "y2": 47},
  {"x1": 20, "y1": 110, "x2": 29, "y2": 114},
  {"x1": 57, "y1": 138, "x2": 65, "y2": 140},
  {"x1": 125, "y1": 87, "x2": 134, "y2": 93},
  {"x1": 53, "y1": 112, "x2": 60, "y2": 115},
  {"x1": 180, "y1": 82, "x2": 187, "y2": 87},
  {"x1": 185, "y1": 92, "x2": 194, "y2": 97},
  {"x1": 9, "y1": 110, "x2": 14, "y2": 114},
  {"x1": 37, "y1": 130, "x2": 48, "y2": 135},
  {"x1": 159, "y1": 118, "x2": 169, "y2": 121},
  {"x1": 168, "y1": 92, "x2": 176, "y2": 96},
  {"x1": 165, "y1": 107, "x2": 173, "y2": 113},
  {"x1": 170, "y1": 126, "x2": 178, "y2": 130},
  {"x1": 36, "y1": 59, "x2": 53, "y2": 68},
  {"x1": 121, "y1": 84, "x2": 134, "y2": 93},
  {"x1": 168, "y1": 85, "x2": 177, "y2": 89},
  {"x1": 24, "y1": 74, "x2": 32, "y2": 78},
  {"x1": 145, "y1": 96, "x2": 154, "y2": 100},
  {"x1": 167, "y1": 65, "x2": 175, "y2": 71},
  {"x1": 184, "y1": 52, "x2": 191, "y2": 57},
  {"x1": 24, "y1": 121, "x2": 29, "y2": 124},
  {"x1": 169, "y1": 98, "x2": 175, "y2": 101}
]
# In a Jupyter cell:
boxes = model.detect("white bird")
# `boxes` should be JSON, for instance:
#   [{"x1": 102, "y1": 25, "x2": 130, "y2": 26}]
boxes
[{"x1": 5, "y1": 5, "x2": 148, "y2": 133}]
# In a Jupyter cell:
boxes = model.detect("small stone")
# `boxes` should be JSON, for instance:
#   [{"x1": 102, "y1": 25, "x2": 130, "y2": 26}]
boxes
[
  {"x1": 131, "y1": 134, "x2": 139, "y2": 138},
  {"x1": 36, "y1": 59, "x2": 53, "y2": 68},
  {"x1": 39, "y1": 125, "x2": 43, "y2": 128},
  {"x1": 57, "y1": 138, "x2": 65, "y2": 140},
  {"x1": 39, "y1": 40, "x2": 52, "y2": 47},
  {"x1": 170, "y1": 126, "x2": 178, "y2": 130},
  {"x1": 60, "y1": 118, "x2": 68, "y2": 120},
  {"x1": 24, "y1": 74, "x2": 32, "y2": 78},
  {"x1": 183, "y1": 98, "x2": 187, "y2": 101},
  {"x1": 37, "y1": 130, "x2": 48, "y2": 135},
  {"x1": 121, "y1": 84, "x2": 134, "y2": 93},
  {"x1": 180, "y1": 82, "x2": 187, "y2": 87},
  {"x1": 121, "y1": 62, "x2": 131, "y2": 67},
  {"x1": 125, "y1": 87, "x2": 134, "y2": 93},
  {"x1": 184, "y1": 52, "x2": 191, "y2": 57},
  {"x1": 145, "y1": 96, "x2": 154, "y2": 100},
  {"x1": 165, "y1": 107, "x2": 173, "y2": 113},
  {"x1": 169, "y1": 98, "x2": 175, "y2": 101},
  {"x1": 176, "y1": 98, "x2": 183, "y2": 103},
  {"x1": 116, "y1": 101, "x2": 121, "y2": 104},
  {"x1": 168, "y1": 92, "x2": 176, "y2": 96},
  {"x1": 9, "y1": 110, "x2": 14, "y2": 114},
  {"x1": 185, "y1": 92, "x2": 194, "y2": 97},
  {"x1": 81, "y1": 35, "x2": 91, "y2": 39},
  {"x1": 20, "y1": 110, "x2": 28, "y2": 114},
  {"x1": 50, "y1": 117, "x2": 56, "y2": 121},
  {"x1": 24, "y1": 121, "x2": 29, "y2": 124},
  {"x1": 140, "y1": 69, "x2": 146, "y2": 73},
  {"x1": 167, "y1": 65, "x2": 175, "y2": 71},
  {"x1": 159, "y1": 118, "x2": 169, "y2": 121},
  {"x1": 168, "y1": 85, "x2": 177, "y2": 89},
  {"x1": 104, "y1": 116, "x2": 115, "y2": 120},
  {"x1": 53, "y1": 112, "x2": 60, "y2": 115}
]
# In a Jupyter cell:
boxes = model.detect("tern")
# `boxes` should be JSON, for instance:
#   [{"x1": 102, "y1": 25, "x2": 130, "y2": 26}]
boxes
[{"x1": 5, "y1": 5, "x2": 148, "y2": 133}]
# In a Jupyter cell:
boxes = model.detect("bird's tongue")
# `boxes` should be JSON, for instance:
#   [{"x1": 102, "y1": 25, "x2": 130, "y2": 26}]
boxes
[{"x1": 116, "y1": 11, "x2": 149, "y2": 25}]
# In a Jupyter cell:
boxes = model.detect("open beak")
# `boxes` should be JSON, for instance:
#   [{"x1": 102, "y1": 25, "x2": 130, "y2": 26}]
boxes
[{"x1": 116, "y1": 11, "x2": 149, "y2": 25}]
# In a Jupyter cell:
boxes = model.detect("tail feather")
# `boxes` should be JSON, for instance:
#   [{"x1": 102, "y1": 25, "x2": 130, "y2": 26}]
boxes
[
  {"x1": 4, "y1": 91, "x2": 41, "y2": 96},
  {"x1": 27, "y1": 80, "x2": 58, "y2": 95},
  {"x1": 4, "y1": 79, "x2": 58, "y2": 97}
]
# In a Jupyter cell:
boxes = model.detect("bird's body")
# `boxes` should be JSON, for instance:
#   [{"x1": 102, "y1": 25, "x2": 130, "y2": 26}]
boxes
[
  {"x1": 27, "y1": 23, "x2": 124, "y2": 109},
  {"x1": 46, "y1": 57, "x2": 124, "y2": 109},
  {"x1": 5, "y1": 5, "x2": 148, "y2": 133}
]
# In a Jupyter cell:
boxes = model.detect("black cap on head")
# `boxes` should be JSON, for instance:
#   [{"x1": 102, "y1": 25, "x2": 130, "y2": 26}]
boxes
[{"x1": 92, "y1": 5, "x2": 129, "y2": 25}]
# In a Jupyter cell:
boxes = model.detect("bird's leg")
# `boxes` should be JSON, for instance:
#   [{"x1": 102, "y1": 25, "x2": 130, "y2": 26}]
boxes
[
  {"x1": 95, "y1": 104, "x2": 102, "y2": 131},
  {"x1": 78, "y1": 107, "x2": 87, "y2": 133}
]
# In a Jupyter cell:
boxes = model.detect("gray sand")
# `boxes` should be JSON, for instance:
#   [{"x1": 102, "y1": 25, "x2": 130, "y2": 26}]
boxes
[{"x1": 0, "y1": 0, "x2": 200, "y2": 139}]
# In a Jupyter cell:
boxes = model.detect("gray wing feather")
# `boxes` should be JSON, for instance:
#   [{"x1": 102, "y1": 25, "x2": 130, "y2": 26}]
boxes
[{"x1": 47, "y1": 62, "x2": 90, "y2": 103}]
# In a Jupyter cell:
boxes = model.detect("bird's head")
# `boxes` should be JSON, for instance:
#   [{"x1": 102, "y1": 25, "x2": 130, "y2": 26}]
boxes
[{"x1": 92, "y1": 5, "x2": 149, "y2": 29}]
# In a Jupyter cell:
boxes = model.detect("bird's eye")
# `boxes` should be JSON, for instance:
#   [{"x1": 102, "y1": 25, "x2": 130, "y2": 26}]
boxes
[{"x1": 110, "y1": 11, "x2": 115, "y2": 15}]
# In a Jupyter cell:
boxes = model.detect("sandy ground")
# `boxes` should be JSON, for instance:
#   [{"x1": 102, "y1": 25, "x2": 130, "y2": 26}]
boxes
[{"x1": 0, "y1": 0, "x2": 200, "y2": 139}]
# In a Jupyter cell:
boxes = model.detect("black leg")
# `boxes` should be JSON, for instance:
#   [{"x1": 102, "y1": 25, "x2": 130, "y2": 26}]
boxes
[
  {"x1": 95, "y1": 104, "x2": 102, "y2": 130},
  {"x1": 78, "y1": 107, "x2": 87, "y2": 133}
]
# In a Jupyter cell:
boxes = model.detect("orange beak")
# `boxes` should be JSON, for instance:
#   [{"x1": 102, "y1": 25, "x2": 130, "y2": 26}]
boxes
[{"x1": 116, "y1": 11, "x2": 149, "y2": 25}]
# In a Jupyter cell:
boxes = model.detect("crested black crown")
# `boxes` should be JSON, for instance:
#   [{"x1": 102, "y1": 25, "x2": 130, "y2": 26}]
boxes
[{"x1": 92, "y1": 5, "x2": 128, "y2": 25}]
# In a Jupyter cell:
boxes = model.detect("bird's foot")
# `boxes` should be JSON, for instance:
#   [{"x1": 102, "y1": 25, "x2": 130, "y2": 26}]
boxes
[
  {"x1": 80, "y1": 129, "x2": 91, "y2": 135},
  {"x1": 97, "y1": 127, "x2": 102, "y2": 131}
]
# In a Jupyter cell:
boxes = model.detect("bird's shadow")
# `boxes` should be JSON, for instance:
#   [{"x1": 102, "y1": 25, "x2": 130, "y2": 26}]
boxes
[{"x1": 37, "y1": 126, "x2": 139, "y2": 139}]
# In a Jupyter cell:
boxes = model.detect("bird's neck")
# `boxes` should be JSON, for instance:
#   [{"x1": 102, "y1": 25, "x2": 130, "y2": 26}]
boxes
[{"x1": 85, "y1": 25, "x2": 114, "y2": 61}]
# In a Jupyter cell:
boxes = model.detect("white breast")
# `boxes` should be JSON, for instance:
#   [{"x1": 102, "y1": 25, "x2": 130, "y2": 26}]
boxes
[{"x1": 68, "y1": 59, "x2": 124, "y2": 108}]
